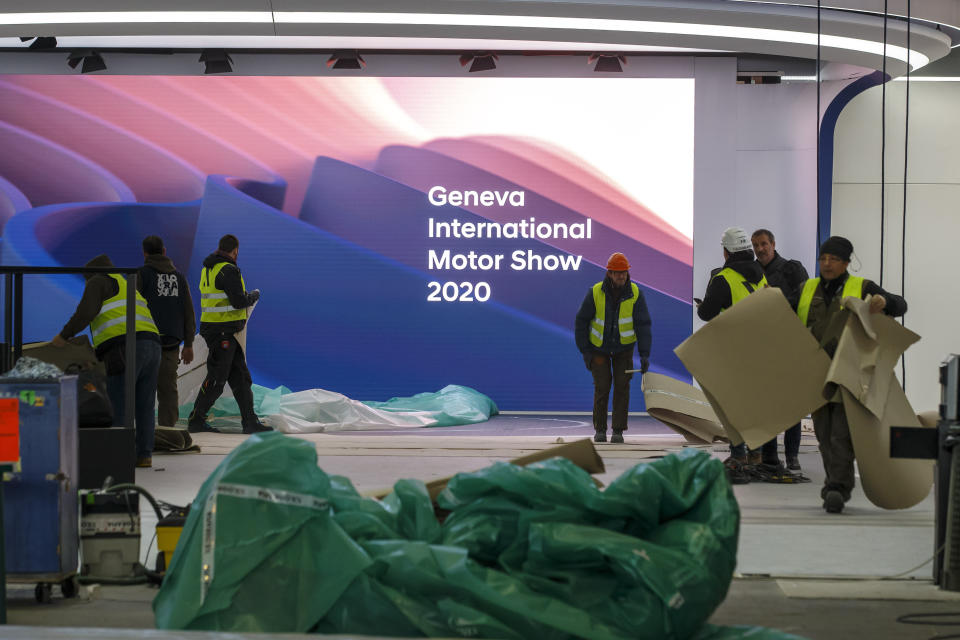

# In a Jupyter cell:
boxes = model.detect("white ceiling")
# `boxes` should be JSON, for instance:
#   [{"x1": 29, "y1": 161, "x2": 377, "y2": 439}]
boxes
[{"x1": 0, "y1": 0, "x2": 955, "y2": 75}]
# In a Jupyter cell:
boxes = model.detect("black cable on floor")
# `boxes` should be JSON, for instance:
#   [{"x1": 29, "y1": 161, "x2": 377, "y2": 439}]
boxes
[
  {"x1": 898, "y1": 613, "x2": 960, "y2": 626},
  {"x1": 897, "y1": 610, "x2": 960, "y2": 640}
]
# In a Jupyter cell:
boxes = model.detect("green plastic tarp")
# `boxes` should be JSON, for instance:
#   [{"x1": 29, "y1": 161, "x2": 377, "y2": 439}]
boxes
[
  {"x1": 178, "y1": 383, "x2": 498, "y2": 430},
  {"x1": 153, "y1": 433, "x2": 799, "y2": 638}
]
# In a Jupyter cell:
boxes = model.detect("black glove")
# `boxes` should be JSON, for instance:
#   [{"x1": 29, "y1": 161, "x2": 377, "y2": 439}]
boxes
[
  {"x1": 582, "y1": 351, "x2": 593, "y2": 371},
  {"x1": 640, "y1": 356, "x2": 650, "y2": 373},
  {"x1": 248, "y1": 289, "x2": 261, "y2": 304}
]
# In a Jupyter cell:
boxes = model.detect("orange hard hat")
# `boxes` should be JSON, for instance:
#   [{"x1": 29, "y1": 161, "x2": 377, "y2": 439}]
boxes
[{"x1": 606, "y1": 252, "x2": 630, "y2": 271}]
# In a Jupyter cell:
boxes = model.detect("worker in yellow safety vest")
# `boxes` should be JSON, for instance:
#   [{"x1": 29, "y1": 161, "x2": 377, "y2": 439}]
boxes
[
  {"x1": 187, "y1": 234, "x2": 270, "y2": 435},
  {"x1": 574, "y1": 252, "x2": 652, "y2": 444},
  {"x1": 52, "y1": 253, "x2": 162, "y2": 468},
  {"x1": 696, "y1": 227, "x2": 768, "y2": 477},
  {"x1": 795, "y1": 235, "x2": 906, "y2": 514}
]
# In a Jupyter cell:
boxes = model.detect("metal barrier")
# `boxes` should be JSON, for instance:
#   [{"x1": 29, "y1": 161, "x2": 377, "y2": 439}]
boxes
[{"x1": 0, "y1": 266, "x2": 140, "y2": 429}]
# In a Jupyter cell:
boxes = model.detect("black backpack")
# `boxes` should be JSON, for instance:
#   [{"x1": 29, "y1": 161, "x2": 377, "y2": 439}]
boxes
[{"x1": 65, "y1": 363, "x2": 114, "y2": 428}]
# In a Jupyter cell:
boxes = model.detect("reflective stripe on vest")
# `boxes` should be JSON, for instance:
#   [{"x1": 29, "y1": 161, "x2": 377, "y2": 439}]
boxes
[
  {"x1": 89, "y1": 274, "x2": 159, "y2": 347},
  {"x1": 714, "y1": 268, "x2": 768, "y2": 311},
  {"x1": 589, "y1": 281, "x2": 639, "y2": 347},
  {"x1": 199, "y1": 262, "x2": 247, "y2": 323},
  {"x1": 797, "y1": 276, "x2": 864, "y2": 326}
]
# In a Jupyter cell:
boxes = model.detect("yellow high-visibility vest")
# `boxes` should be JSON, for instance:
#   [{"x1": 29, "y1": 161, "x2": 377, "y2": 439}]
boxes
[
  {"x1": 589, "y1": 282, "x2": 639, "y2": 347},
  {"x1": 797, "y1": 276, "x2": 864, "y2": 326},
  {"x1": 199, "y1": 262, "x2": 248, "y2": 324},
  {"x1": 89, "y1": 274, "x2": 158, "y2": 347},
  {"x1": 713, "y1": 268, "x2": 768, "y2": 311}
]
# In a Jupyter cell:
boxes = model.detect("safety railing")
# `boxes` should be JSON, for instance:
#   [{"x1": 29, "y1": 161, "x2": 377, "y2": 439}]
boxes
[{"x1": 0, "y1": 265, "x2": 140, "y2": 429}]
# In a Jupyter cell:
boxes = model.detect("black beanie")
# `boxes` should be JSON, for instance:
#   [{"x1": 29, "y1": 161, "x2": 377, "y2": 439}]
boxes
[{"x1": 819, "y1": 236, "x2": 853, "y2": 262}]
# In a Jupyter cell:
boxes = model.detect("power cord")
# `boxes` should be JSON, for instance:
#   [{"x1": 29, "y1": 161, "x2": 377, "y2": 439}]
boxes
[
  {"x1": 880, "y1": 543, "x2": 944, "y2": 580},
  {"x1": 895, "y1": 613, "x2": 960, "y2": 640}
]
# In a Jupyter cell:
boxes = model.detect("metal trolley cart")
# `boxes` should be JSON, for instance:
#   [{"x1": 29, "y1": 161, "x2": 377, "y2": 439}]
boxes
[{"x1": 1, "y1": 375, "x2": 79, "y2": 603}]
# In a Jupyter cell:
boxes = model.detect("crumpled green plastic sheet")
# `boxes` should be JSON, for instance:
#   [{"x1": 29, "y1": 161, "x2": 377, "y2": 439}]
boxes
[
  {"x1": 154, "y1": 432, "x2": 745, "y2": 638},
  {"x1": 178, "y1": 383, "x2": 498, "y2": 430},
  {"x1": 363, "y1": 384, "x2": 500, "y2": 426}
]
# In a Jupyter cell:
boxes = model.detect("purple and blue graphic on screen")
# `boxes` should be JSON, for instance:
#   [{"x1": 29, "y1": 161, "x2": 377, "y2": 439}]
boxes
[{"x1": 0, "y1": 75, "x2": 693, "y2": 410}]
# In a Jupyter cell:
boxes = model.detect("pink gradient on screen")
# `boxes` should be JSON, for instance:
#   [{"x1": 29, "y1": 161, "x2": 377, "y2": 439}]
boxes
[
  {"x1": 422, "y1": 136, "x2": 691, "y2": 264},
  {"x1": 0, "y1": 78, "x2": 204, "y2": 203},
  {"x1": 0, "y1": 75, "x2": 691, "y2": 248}
]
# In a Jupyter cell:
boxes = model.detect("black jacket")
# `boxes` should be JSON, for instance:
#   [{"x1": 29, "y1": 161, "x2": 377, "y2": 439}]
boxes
[
  {"x1": 698, "y1": 251, "x2": 765, "y2": 321},
  {"x1": 59, "y1": 254, "x2": 160, "y2": 361},
  {"x1": 794, "y1": 272, "x2": 907, "y2": 358},
  {"x1": 198, "y1": 251, "x2": 257, "y2": 337},
  {"x1": 575, "y1": 277, "x2": 652, "y2": 357},
  {"x1": 759, "y1": 252, "x2": 808, "y2": 302},
  {"x1": 139, "y1": 254, "x2": 196, "y2": 349}
]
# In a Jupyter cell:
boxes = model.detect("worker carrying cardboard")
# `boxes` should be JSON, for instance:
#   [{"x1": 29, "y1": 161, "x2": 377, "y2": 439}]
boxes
[
  {"x1": 574, "y1": 252, "x2": 652, "y2": 444},
  {"x1": 794, "y1": 235, "x2": 906, "y2": 514},
  {"x1": 697, "y1": 227, "x2": 769, "y2": 478},
  {"x1": 187, "y1": 234, "x2": 271, "y2": 435}
]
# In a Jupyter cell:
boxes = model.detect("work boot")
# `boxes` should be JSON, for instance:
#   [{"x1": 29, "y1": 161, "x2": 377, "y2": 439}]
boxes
[
  {"x1": 242, "y1": 421, "x2": 273, "y2": 434},
  {"x1": 136, "y1": 457, "x2": 152, "y2": 468},
  {"x1": 594, "y1": 429, "x2": 607, "y2": 443},
  {"x1": 610, "y1": 430, "x2": 624, "y2": 444},
  {"x1": 786, "y1": 456, "x2": 801, "y2": 471},
  {"x1": 723, "y1": 457, "x2": 750, "y2": 485},
  {"x1": 188, "y1": 421, "x2": 221, "y2": 434},
  {"x1": 747, "y1": 450, "x2": 762, "y2": 466},
  {"x1": 823, "y1": 490, "x2": 844, "y2": 514}
]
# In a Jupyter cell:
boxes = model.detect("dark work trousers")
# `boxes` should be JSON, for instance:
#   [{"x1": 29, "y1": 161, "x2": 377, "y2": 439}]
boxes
[
  {"x1": 757, "y1": 423, "x2": 802, "y2": 463},
  {"x1": 732, "y1": 423, "x2": 802, "y2": 462},
  {"x1": 156, "y1": 346, "x2": 181, "y2": 427},
  {"x1": 188, "y1": 333, "x2": 258, "y2": 428},
  {"x1": 812, "y1": 402, "x2": 855, "y2": 501},
  {"x1": 590, "y1": 349, "x2": 633, "y2": 433},
  {"x1": 105, "y1": 337, "x2": 161, "y2": 460}
]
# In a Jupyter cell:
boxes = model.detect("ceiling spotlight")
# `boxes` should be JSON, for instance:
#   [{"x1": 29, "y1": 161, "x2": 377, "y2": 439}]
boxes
[
  {"x1": 66, "y1": 50, "x2": 106, "y2": 74},
  {"x1": 326, "y1": 51, "x2": 365, "y2": 70},
  {"x1": 589, "y1": 54, "x2": 626, "y2": 73},
  {"x1": 459, "y1": 53, "x2": 498, "y2": 73},
  {"x1": 199, "y1": 50, "x2": 233, "y2": 74},
  {"x1": 19, "y1": 36, "x2": 57, "y2": 50}
]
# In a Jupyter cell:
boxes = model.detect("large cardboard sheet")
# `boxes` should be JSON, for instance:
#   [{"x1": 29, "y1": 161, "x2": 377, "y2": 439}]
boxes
[
  {"x1": 828, "y1": 296, "x2": 932, "y2": 509},
  {"x1": 825, "y1": 297, "x2": 920, "y2": 419},
  {"x1": 675, "y1": 288, "x2": 831, "y2": 449},
  {"x1": 641, "y1": 372, "x2": 726, "y2": 443},
  {"x1": 841, "y1": 382, "x2": 934, "y2": 509}
]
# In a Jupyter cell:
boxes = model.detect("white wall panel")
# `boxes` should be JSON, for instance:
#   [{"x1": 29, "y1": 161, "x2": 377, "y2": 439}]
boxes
[{"x1": 834, "y1": 83, "x2": 960, "y2": 410}]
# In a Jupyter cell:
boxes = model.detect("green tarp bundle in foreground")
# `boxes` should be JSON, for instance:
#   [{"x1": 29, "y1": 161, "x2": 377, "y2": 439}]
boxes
[{"x1": 153, "y1": 432, "x2": 800, "y2": 639}]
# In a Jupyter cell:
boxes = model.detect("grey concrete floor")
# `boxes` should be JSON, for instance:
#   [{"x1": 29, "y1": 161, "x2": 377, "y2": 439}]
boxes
[{"x1": 2, "y1": 414, "x2": 953, "y2": 639}]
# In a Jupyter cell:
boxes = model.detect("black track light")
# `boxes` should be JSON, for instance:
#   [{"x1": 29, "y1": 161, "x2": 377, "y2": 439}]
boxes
[
  {"x1": 20, "y1": 36, "x2": 57, "y2": 50},
  {"x1": 326, "y1": 51, "x2": 365, "y2": 70},
  {"x1": 199, "y1": 50, "x2": 233, "y2": 74},
  {"x1": 66, "y1": 50, "x2": 106, "y2": 74},
  {"x1": 459, "y1": 53, "x2": 498, "y2": 73},
  {"x1": 588, "y1": 54, "x2": 626, "y2": 73}
]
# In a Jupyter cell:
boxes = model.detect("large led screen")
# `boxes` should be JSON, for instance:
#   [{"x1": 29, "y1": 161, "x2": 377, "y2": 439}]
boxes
[{"x1": 0, "y1": 75, "x2": 693, "y2": 411}]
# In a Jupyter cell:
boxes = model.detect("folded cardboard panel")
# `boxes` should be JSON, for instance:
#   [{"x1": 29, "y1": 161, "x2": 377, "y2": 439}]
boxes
[
  {"x1": 675, "y1": 288, "x2": 831, "y2": 449},
  {"x1": 641, "y1": 372, "x2": 726, "y2": 443},
  {"x1": 826, "y1": 297, "x2": 920, "y2": 419},
  {"x1": 841, "y1": 382, "x2": 934, "y2": 509},
  {"x1": 829, "y1": 297, "x2": 932, "y2": 509}
]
